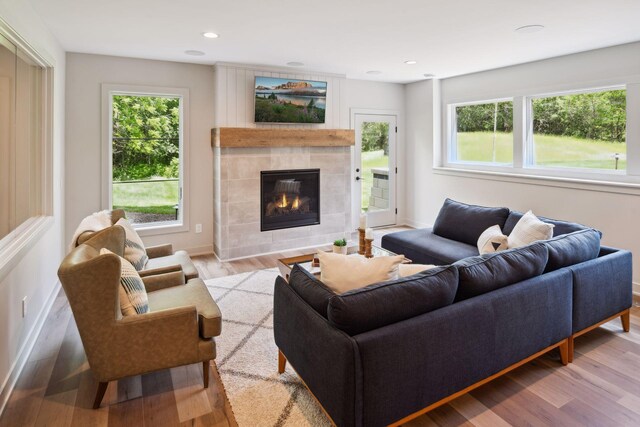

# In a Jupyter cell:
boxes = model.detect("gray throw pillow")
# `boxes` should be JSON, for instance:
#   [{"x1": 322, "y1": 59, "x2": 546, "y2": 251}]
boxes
[
  {"x1": 543, "y1": 228, "x2": 601, "y2": 273},
  {"x1": 288, "y1": 264, "x2": 335, "y2": 317}
]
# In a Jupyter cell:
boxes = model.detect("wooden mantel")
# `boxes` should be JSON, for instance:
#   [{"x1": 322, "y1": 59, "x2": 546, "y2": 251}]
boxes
[{"x1": 211, "y1": 127, "x2": 355, "y2": 148}]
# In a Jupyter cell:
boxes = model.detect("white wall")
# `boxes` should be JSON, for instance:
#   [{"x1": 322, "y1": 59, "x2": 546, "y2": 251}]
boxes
[
  {"x1": 65, "y1": 53, "x2": 215, "y2": 254},
  {"x1": 0, "y1": 0, "x2": 66, "y2": 413},
  {"x1": 405, "y1": 42, "x2": 640, "y2": 285}
]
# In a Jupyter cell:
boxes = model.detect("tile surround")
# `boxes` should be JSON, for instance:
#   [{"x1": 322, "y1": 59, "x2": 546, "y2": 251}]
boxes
[{"x1": 213, "y1": 146, "x2": 352, "y2": 260}]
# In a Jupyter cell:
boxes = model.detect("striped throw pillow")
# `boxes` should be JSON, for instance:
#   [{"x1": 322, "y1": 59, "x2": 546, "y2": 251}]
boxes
[
  {"x1": 115, "y1": 218, "x2": 149, "y2": 271},
  {"x1": 100, "y1": 248, "x2": 149, "y2": 316}
]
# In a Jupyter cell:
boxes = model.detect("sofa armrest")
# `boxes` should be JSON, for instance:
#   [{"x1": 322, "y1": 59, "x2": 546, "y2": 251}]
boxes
[
  {"x1": 569, "y1": 248, "x2": 632, "y2": 334},
  {"x1": 139, "y1": 264, "x2": 183, "y2": 278},
  {"x1": 142, "y1": 270, "x2": 186, "y2": 292},
  {"x1": 90, "y1": 306, "x2": 201, "y2": 382},
  {"x1": 146, "y1": 243, "x2": 174, "y2": 258},
  {"x1": 274, "y1": 277, "x2": 363, "y2": 427}
]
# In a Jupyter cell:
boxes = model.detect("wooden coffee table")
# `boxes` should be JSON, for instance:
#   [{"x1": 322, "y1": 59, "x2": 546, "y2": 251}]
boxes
[{"x1": 277, "y1": 246, "x2": 410, "y2": 282}]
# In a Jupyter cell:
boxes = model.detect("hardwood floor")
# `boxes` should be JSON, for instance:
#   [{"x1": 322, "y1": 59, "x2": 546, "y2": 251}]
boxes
[{"x1": 1, "y1": 226, "x2": 639, "y2": 426}]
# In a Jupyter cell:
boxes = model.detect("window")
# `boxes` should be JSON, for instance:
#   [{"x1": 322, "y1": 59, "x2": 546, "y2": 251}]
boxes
[
  {"x1": 0, "y1": 33, "x2": 49, "y2": 244},
  {"x1": 106, "y1": 88, "x2": 188, "y2": 231},
  {"x1": 528, "y1": 88, "x2": 626, "y2": 171},
  {"x1": 451, "y1": 100, "x2": 513, "y2": 164}
]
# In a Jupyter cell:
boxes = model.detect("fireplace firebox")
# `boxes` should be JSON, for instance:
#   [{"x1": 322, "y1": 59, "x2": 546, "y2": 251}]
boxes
[{"x1": 260, "y1": 169, "x2": 320, "y2": 232}]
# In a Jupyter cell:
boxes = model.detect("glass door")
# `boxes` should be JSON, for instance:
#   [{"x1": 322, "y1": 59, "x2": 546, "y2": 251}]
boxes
[{"x1": 353, "y1": 114, "x2": 397, "y2": 228}]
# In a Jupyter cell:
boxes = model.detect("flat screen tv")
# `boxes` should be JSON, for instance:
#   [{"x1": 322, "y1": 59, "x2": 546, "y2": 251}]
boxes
[{"x1": 254, "y1": 76, "x2": 327, "y2": 124}]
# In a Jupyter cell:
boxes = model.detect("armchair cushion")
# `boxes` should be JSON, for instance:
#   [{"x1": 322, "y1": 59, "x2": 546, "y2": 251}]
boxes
[
  {"x1": 146, "y1": 243, "x2": 174, "y2": 258},
  {"x1": 115, "y1": 218, "x2": 149, "y2": 271},
  {"x1": 100, "y1": 248, "x2": 149, "y2": 315},
  {"x1": 142, "y1": 270, "x2": 186, "y2": 292},
  {"x1": 145, "y1": 250, "x2": 199, "y2": 281},
  {"x1": 147, "y1": 279, "x2": 222, "y2": 339}
]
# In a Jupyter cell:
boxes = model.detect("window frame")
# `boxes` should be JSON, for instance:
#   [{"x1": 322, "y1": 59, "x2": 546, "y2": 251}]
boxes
[
  {"x1": 0, "y1": 18, "x2": 54, "y2": 280},
  {"x1": 101, "y1": 84, "x2": 190, "y2": 236},
  {"x1": 442, "y1": 82, "x2": 640, "y2": 187},
  {"x1": 447, "y1": 97, "x2": 515, "y2": 167}
]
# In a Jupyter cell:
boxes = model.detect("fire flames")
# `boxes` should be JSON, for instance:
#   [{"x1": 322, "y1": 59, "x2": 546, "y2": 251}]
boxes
[{"x1": 277, "y1": 193, "x2": 300, "y2": 210}]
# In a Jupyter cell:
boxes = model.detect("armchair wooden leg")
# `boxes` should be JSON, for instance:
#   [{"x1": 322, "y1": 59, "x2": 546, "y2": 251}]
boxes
[
  {"x1": 559, "y1": 339, "x2": 569, "y2": 366},
  {"x1": 568, "y1": 336, "x2": 574, "y2": 363},
  {"x1": 621, "y1": 309, "x2": 630, "y2": 332},
  {"x1": 93, "y1": 382, "x2": 109, "y2": 409},
  {"x1": 203, "y1": 361, "x2": 210, "y2": 388},
  {"x1": 278, "y1": 349, "x2": 286, "y2": 374}
]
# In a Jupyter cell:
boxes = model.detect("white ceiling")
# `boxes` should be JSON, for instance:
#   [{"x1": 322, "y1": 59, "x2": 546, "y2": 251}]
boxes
[{"x1": 30, "y1": 0, "x2": 640, "y2": 83}]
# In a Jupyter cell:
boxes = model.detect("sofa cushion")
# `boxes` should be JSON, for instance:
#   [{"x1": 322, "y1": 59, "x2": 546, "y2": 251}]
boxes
[
  {"x1": 544, "y1": 228, "x2": 601, "y2": 273},
  {"x1": 503, "y1": 211, "x2": 592, "y2": 237},
  {"x1": 100, "y1": 248, "x2": 149, "y2": 316},
  {"x1": 453, "y1": 242, "x2": 549, "y2": 301},
  {"x1": 381, "y1": 228, "x2": 479, "y2": 265},
  {"x1": 327, "y1": 265, "x2": 458, "y2": 336},
  {"x1": 432, "y1": 198, "x2": 510, "y2": 246},
  {"x1": 145, "y1": 250, "x2": 199, "y2": 280},
  {"x1": 147, "y1": 279, "x2": 222, "y2": 339},
  {"x1": 507, "y1": 210, "x2": 555, "y2": 248},
  {"x1": 288, "y1": 264, "x2": 335, "y2": 317},
  {"x1": 318, "y1": 250, "x2": 404, "y2": 294}
]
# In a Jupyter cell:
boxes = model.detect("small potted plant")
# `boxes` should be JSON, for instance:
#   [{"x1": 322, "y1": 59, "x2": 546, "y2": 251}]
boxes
[{"x1": 333, "y1": 238, "x2": 348, "y2": 255}]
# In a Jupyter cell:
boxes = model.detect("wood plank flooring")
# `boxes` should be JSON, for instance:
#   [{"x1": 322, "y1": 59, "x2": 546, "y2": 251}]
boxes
[{"x1": 1, "y1": 226, "x2": 639, "y2": 426}]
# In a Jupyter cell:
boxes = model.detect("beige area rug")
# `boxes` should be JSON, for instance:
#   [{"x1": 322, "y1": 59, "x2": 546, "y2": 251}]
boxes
[{"x1": 205, "y1": 268, "x2": 332, "y2": 427}]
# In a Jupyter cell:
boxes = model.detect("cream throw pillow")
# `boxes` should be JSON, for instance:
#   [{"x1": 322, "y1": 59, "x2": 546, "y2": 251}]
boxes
[
  {"x1": 398, "y1": 263, "x2": 437, "y2": 277},
  {"x1": 318, "y1": 251, "x2": 404, "y2": 294},
  {"x1": 477, "y1": 225, "x2": 509, "y2": 254},
  {"x1": 100, "y1": 248, "x2": 149, "y2": 316},
  {"x1": 115, "y1": 218, "x2": 149, "y2": 271},
  {"x1": 507, "y1": 210, "x2": 554, "y2": 248}
]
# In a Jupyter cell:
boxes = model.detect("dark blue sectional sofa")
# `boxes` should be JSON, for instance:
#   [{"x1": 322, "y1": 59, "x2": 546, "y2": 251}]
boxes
[{"x1": 273, "y1": 199, "x2": 633, "y2": 426}]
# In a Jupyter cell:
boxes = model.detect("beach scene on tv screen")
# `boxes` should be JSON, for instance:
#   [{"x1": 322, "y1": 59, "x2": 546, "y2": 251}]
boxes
[{"x1": 255, "y1": 77, "x2": 327, "y2": 123}]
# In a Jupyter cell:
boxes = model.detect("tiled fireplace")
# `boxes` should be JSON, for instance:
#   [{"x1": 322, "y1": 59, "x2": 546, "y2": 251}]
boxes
[{"x1": 213, "y1": 146, "x2": 352, "y2": 260}]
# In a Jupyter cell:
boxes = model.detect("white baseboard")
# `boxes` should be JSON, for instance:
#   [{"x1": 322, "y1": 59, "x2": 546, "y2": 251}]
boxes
[
  {"x1": 0, "y1": 280, "x2": 61, "y2": 417},
  {"x1": 633, "y1": 282, "x2": 639, "y2": 298}
]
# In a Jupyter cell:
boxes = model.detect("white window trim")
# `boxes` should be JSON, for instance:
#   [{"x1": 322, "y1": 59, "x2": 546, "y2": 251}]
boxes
[
  {"x1": 441, "y1": 83, "x2": 640, "y2": 188},
  {"x1": 101, "y1": 84, "x2": 190, "y2": 236},
  {"x1": 0, "y1": 18, "x2": 55, "y2": 281}
]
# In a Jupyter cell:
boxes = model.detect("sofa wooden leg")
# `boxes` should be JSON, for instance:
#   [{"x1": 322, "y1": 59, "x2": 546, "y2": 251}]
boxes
[
  {"x1": 568, "y1": 336, "x2": 574, "y2": 363},
  {"x1": 203, "y1": 361, "x2": 210, "y2": 388},
  {"x1": 621, "y1": 310, "x2": 630, "y2": 332},
  {"x1": 278, "y1": 349, "x2": 286, "y2": 374},
  {"x1": 93, "y1": 381, "x2": 109, "y2": 409},
  {"x1": 559, "y1": 339, "x2": 569, "y2": 366}
]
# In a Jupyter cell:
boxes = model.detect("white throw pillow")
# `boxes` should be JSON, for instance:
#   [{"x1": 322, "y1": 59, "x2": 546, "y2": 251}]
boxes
[
  {"x1": 100, "y1": 248, "x2": 149, "y2": 316},
  {"x1": 115, "y1": 218, "x2": 149, "y2": 271},
  {"x1": 317, "y1": 251, "x2": 404, "y2": 294},
  {"x1": 398, "y1": 263, "x2": 437, "y2": 277},
  {"x1": 477, "y1": 225, "x2": 509, "y2": 254},
  {"x1": 507, "y1": 210, "x2": 554, "y2": 248}
]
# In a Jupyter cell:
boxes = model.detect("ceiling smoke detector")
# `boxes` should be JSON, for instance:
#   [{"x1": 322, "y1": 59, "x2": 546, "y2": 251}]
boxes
[
  {"x1": 404, "y1": 60, "x2": 417, "y2": 65},
  {"x1": 202, "y1": 32, "x2": 219, "y2": 39},
  {"x1": 286, "y1": 61, "x2": 304, "y2": 67},
  {"x1": 366, "y1": 70, "x2": 382, "y2": 75},
  {"x1": 515, "y1": 24, "x2": 545, "y2": 34},
  {"x1": 423, "y1": 73, "x2": 435, "y2": 79},
  {"x1": 184, "y1": 50, "x2": 205, "y2": 56}
]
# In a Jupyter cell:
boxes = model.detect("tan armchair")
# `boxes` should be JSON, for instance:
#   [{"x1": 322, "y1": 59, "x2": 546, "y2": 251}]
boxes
[
  {"x1": 58, "y1": 226, "x2": 221, "y2": 409},
  {"x1": 75, "y1": 209, "x2": 199, "y2": 280}
]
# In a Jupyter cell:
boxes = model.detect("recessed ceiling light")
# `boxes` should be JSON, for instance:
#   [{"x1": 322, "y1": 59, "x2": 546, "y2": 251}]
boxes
[
  {"x1": 184, "y1": 50, "x2": 205, "y2": 56},
  {"x1": 404, "y1": 60, "x2": 417, "y2": 65},
  {"x1": 286, "y1": 61, "x2": 304, "y2": 67},
  {"x1": 515, "y1": 24, "x2": 545, "y2": 34},
  {"x1": 423, "y1": 74, "x2": 435, "y2": 79},
  {"x1": 366, "y1": 70, "x2": 382, "y2": 75},
  {"x1": 202, "y1": 32, "x2": 219, "y2": 39}
]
